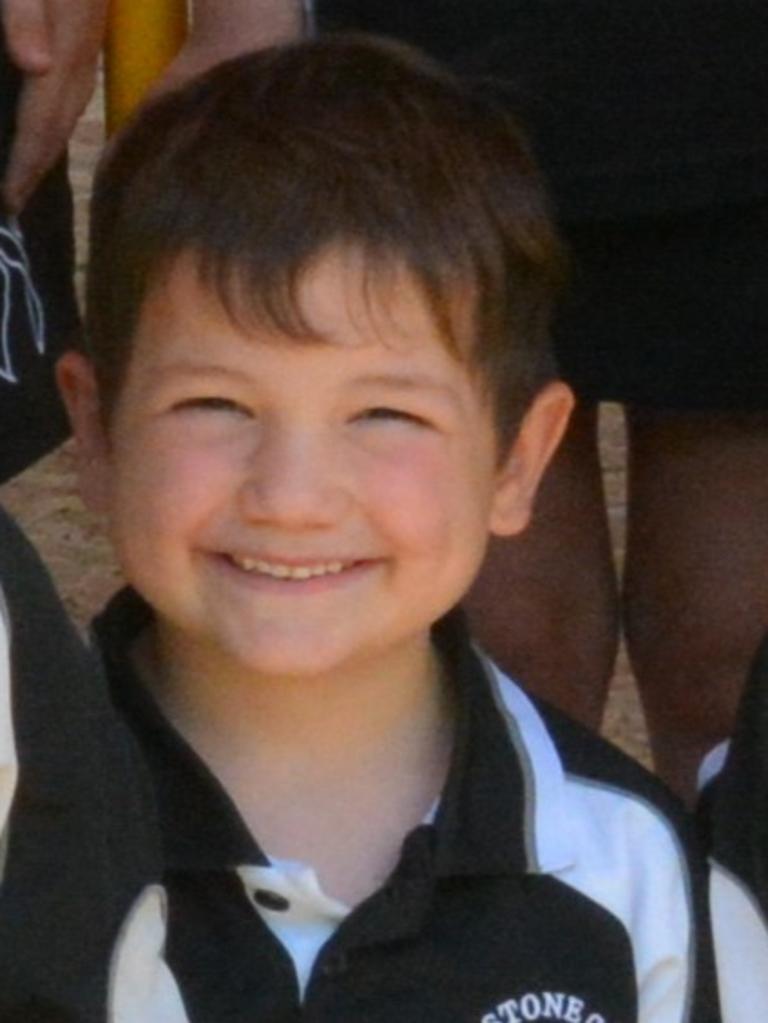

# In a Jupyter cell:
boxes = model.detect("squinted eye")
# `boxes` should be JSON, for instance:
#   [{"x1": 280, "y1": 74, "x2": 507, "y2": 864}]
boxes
[
  {"x1": 173, "y1": 397, "x2": 251, "y2": 416},
  {"x1": 360, "y1": 407, "x2": 430, "y2": 427}
]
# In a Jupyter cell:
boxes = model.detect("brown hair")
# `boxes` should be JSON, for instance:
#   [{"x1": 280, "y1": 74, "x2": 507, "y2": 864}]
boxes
[{"x1": 86, "y1": 34, "x2": 564, "y2": 441}]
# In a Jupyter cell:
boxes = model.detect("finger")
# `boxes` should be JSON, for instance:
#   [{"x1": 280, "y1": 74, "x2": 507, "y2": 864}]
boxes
[
  {"x1": 1, "y1": 0, "x2": 53, "y2": 74},
  {"x1": 1, "y1": 78, "x2": 84, "y2": 212}
]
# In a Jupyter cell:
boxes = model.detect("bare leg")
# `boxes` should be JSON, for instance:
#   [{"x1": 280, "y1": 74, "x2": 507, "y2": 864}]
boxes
[
  {"x1": 465, "y1": 402, "x2": 619, "y2": 729},
  {"x1": 624, "y1": 408, "x2": 768, "y2": 802}
]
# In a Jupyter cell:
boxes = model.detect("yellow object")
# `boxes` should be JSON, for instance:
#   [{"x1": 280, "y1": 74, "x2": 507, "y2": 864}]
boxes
[{"x1": 104, "y1": 0, "x2": 188, "y2": 133}]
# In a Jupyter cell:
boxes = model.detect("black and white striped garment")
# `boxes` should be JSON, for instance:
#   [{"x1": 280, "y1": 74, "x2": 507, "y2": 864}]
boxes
[{"x1": 93, "y1": 587, "x2": 719, "y2": 1023}]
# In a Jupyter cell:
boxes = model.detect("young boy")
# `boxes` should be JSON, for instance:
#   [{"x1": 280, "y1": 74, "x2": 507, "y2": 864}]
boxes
[
  {"x1": 703, "y1": 636, "x2": 768, "y2": 1020},
  {"x1": 59, "y1": 36, "x2": 717, "y2": 1022}
]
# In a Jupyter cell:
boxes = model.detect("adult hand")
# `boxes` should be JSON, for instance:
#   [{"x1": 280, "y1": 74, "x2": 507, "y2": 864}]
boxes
[
  {"x1": 1, "y1": 0, "x2": 107, "y2": 213},
  {"x1": 155, "y1": 0, "x2": 305, "y2": 95}
]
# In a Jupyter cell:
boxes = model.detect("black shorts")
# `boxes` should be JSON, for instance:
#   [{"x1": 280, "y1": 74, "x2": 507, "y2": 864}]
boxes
[
  {"x1": 315, "y1": 0, "x2": 768, "y2": 411},
  {"x1": 554, "y1": 200, "x2": 768, "y2": 410},
  {"x1": 0, "y1": 32, "x2": 79, "y2": 483}
]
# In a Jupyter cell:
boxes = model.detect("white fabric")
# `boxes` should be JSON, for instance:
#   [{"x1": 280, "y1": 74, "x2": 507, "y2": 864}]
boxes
[
  {"x1": 491, "y1": 664, "x2": 696, "y2": 1023},
  {"x1": 557, "y1": 780, "x2": 694, "y2": 1023},
  {"x1": 238, "y1": 803, "x2": 438, "y2": 998},
  {"x1": 697, "y1": 741, "x2": 730, "y2": 792},
  {"x1": 710, "y1": 863, "x2": 768, "y2": 1022},
  {"x1": 108, "y1": 885, "x2": 190, "y2": 1023},
  {"x1": 238, "y1": 860, "x2": 349, "y2": 998}
]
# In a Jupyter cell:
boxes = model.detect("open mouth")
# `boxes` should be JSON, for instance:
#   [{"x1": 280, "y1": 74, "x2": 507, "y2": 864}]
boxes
[{"x1": 227, "y1": 555, "x2": 357, "y2": 581}]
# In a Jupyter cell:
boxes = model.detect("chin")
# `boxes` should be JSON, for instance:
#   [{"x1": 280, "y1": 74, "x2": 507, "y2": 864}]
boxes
[{"x1": 226, "y1": 640, "x2": 350, "y2": 682}]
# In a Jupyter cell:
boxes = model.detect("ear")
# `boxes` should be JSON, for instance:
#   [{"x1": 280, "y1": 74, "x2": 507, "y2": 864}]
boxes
[
  {"x1": 489, "y1": 381, "x2": 574, "y2": 537},
  {"x1": 56, "y1": 351, "x2": 112, "y2": 514}
]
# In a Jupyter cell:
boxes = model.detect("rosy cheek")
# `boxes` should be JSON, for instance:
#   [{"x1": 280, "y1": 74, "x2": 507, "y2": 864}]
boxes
[
  {"x1": 362, "y1": 447, "x2": 455, "y2": 550},
  {"x1": 111, "y1": 436, "x2": 230, "y2": 532}
]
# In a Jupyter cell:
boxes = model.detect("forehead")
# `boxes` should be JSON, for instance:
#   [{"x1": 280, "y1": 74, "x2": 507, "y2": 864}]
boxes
[{"x1": 134, "y1": 247, "x2": 476, "y2": 362}]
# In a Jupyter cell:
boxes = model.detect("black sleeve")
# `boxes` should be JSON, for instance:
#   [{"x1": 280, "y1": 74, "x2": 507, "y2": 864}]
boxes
[{"x1": 0, "y1": 507, "x2": 160, "y2": 1023}]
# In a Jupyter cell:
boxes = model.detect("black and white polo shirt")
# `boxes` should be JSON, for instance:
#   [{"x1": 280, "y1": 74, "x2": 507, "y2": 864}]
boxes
[
  {"x1": 95, "y1": 587, "x2": 718, "y2": 1023},
  {"x1": 705, "y1": 634, "x2": 768, "y2": 1022}
]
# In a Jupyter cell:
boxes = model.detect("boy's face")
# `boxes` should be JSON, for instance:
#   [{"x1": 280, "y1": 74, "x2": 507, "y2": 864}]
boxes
[{"x1": 61, "y1": 249, "x2": 571, "y2": 684}]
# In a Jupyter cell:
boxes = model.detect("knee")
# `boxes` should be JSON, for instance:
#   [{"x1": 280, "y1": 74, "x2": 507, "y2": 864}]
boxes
[
  {"x1": 468, "y1": 580, "x2": 619, "y2": 728},
  {"x1": 623, "y1": 589, "x2": 753, "y2": 736}
]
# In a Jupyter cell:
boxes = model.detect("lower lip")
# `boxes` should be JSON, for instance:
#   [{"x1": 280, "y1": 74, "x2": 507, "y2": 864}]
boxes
[{"x1": 210, "y1": 554, "x2": 379, "y2": 595}]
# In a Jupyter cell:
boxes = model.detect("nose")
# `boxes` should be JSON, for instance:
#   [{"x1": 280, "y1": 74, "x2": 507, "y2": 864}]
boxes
[{"x1": 237, "y1": 426, "x2": 349, "y2": 529}]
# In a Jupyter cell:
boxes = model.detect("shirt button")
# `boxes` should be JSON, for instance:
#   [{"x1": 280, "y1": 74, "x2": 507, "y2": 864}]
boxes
[{"x1": 252, "y1": 888, "x2": 291, "y2": 912}]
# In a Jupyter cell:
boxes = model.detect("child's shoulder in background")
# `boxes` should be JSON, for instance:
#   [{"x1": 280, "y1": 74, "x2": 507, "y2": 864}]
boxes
[{"x1": 704, "y1": 632, "x2": 768, "y2": 1021}]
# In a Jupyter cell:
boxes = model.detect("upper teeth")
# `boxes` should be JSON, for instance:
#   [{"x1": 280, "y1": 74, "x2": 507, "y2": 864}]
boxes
[{"x1": 232, "y1": 557, "x2": 347, "y2": 579}]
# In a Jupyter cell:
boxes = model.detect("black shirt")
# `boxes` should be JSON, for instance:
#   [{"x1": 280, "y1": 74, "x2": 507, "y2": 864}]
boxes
[{"x1": 0, "y1": 27, "x2": 78, "y2": 482}]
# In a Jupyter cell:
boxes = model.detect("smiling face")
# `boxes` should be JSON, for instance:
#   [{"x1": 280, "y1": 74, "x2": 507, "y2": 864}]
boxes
[{"x1": 61, "y1": 248, "x2": 571, "y2": 688}]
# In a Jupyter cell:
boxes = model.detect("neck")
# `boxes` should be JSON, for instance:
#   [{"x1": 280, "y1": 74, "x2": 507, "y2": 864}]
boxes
[
  {"x1": 135, "y1": 627, "x2": 456, "y2": 904},
  {"x1": 136, "y1": 626, "x2": 453, "y2": 781}
]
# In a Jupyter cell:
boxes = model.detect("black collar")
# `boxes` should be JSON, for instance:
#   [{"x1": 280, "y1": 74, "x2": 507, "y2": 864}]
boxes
[{"x1": 94, "y1": 590, "x2": 261, "y2": 870}]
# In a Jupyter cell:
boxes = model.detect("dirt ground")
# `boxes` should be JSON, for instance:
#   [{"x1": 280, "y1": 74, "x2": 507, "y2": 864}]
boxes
[{"x1": 0, "y1": 89, "x2": 651, "y2": 768}]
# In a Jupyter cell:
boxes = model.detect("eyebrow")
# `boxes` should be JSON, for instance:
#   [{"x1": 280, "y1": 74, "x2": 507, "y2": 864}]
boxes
[
  {"x1": 147, "y1": 362, "x2": 252, "y2": 384},
  {"x1": 145, "y1": 364, "x2": 465, "y2": 409},
  {"x1": 351, "y1": 372, "x2": 461, "y2": 402}
]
